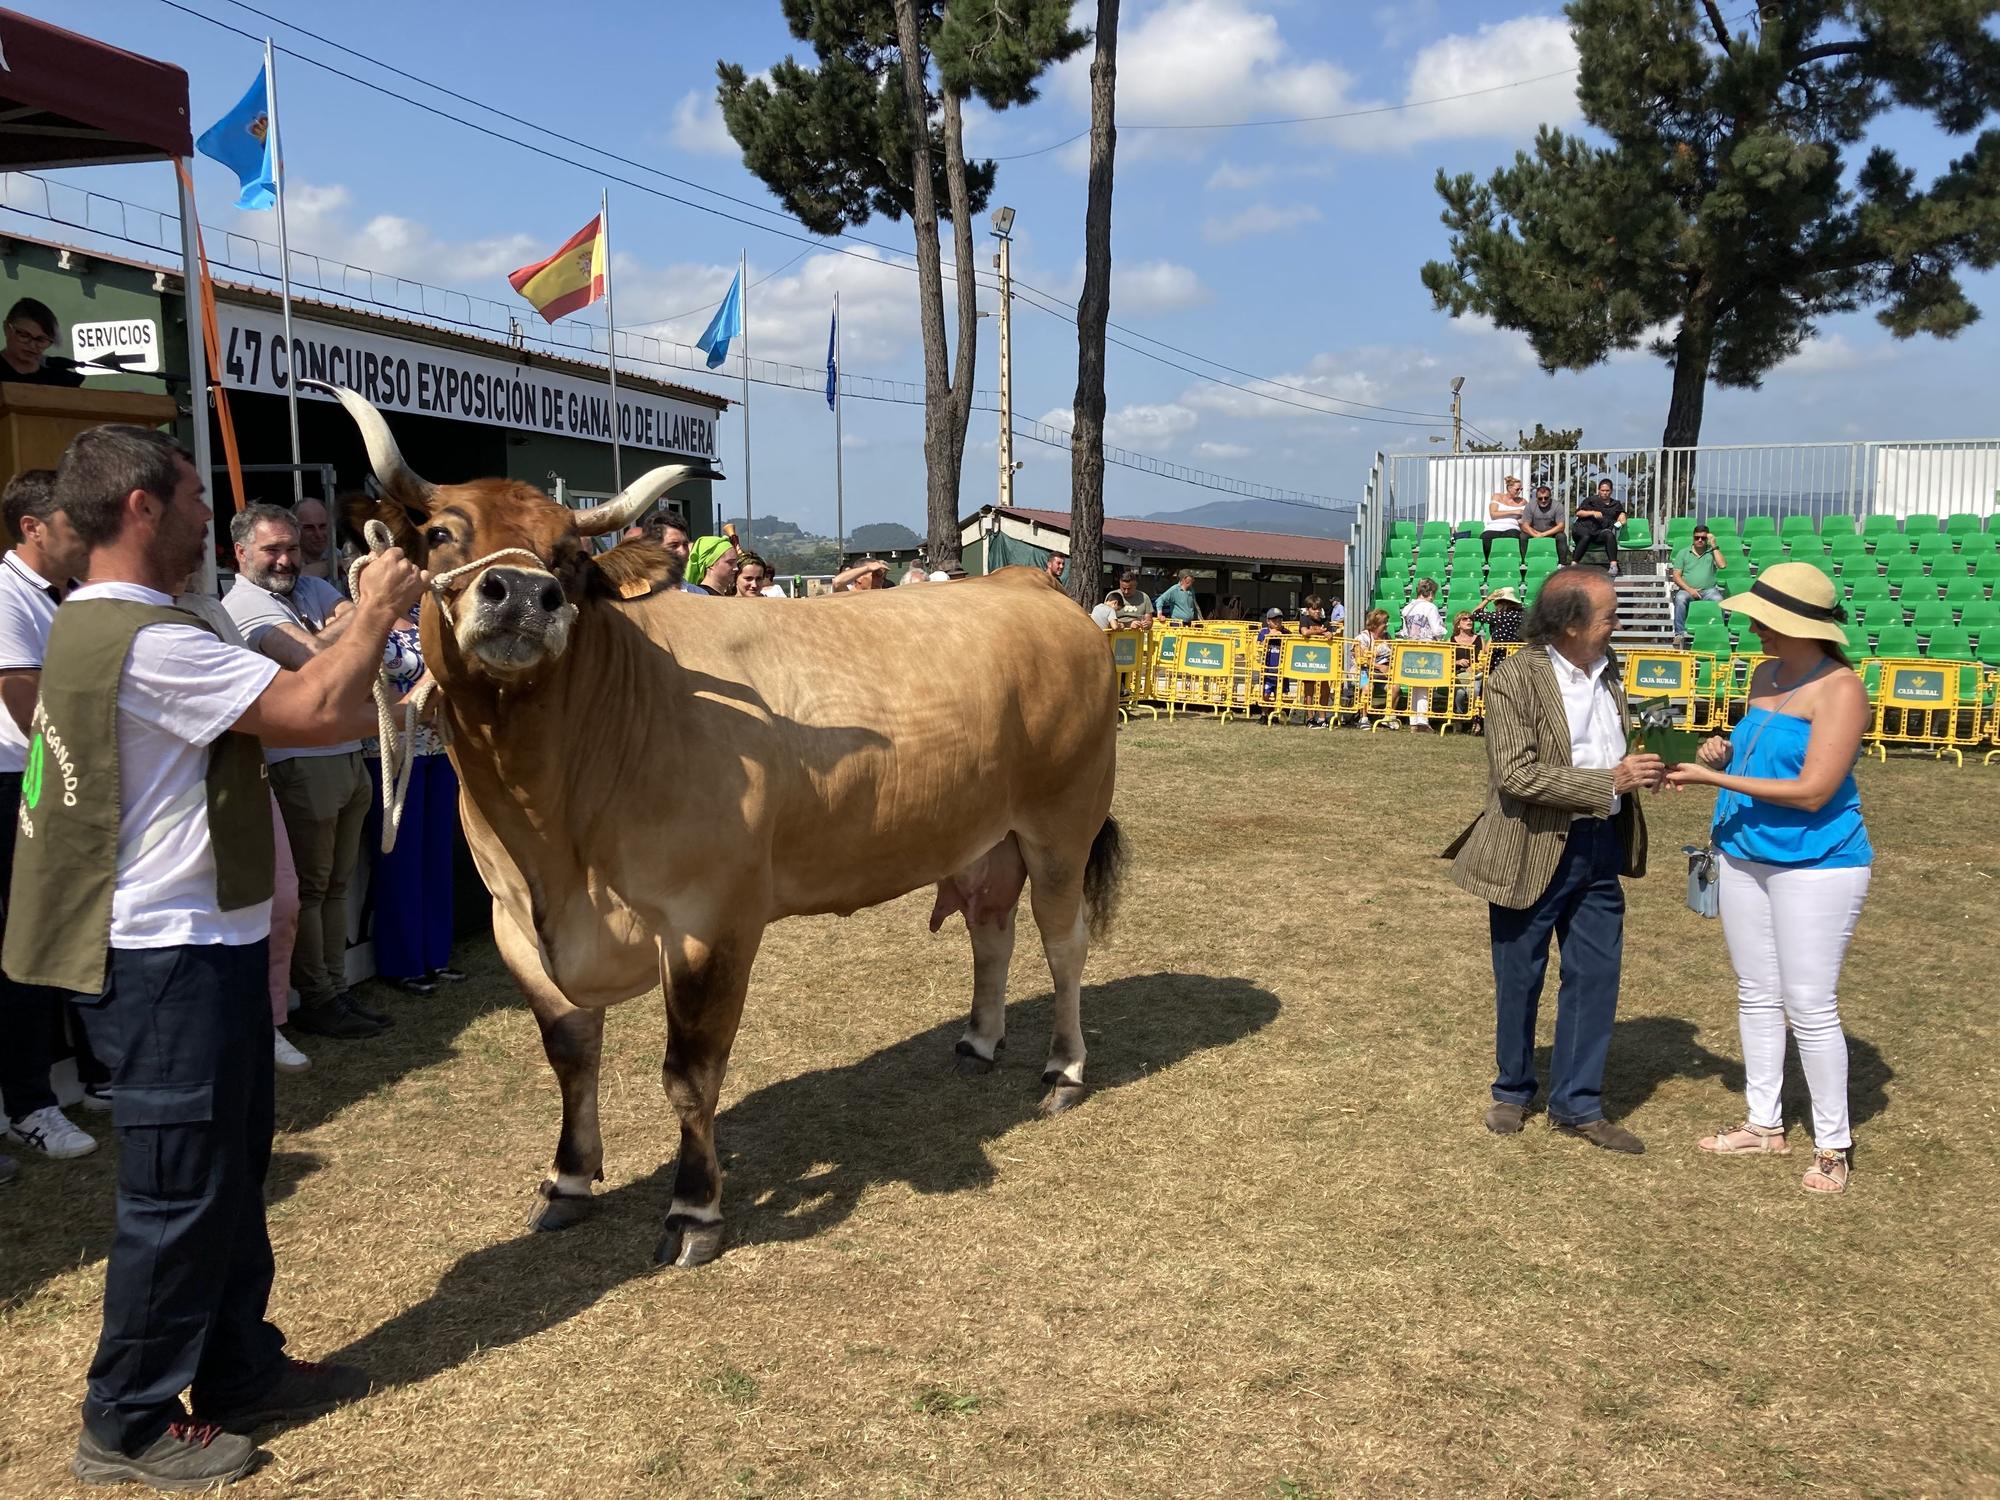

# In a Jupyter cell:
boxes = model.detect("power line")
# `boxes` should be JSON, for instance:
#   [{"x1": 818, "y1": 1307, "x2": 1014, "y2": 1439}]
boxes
[
  {"x1": 629, "y1": 245, "x2": 811, "y2": 328},
  {"x1": 989, "y1": 66, "x2": 1582, "y2": 160},
  {"x1": 159, "y1": 0, "x2": 1461, "y2": 433}
]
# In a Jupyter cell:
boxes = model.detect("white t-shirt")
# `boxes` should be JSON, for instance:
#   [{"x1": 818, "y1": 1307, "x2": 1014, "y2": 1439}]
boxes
[
  {"x1": 66, "y1": 582, "x2": 281, "y2": 949},
  {"x1": 1090, "y1": 602, "x2": 1118, "y2": 630},
  {"x1": 0, "y1": 550, "x2": 60, "y2": 773},
  {"x1": 1487, "y1": 492, "x2": 1523, "y2": 533},
  {"x1": 222, "y1": 574, "x2": 360, "y2": 763}
]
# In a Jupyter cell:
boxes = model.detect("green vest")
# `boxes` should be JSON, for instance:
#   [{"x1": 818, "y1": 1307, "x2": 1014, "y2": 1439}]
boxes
[{"x1": 2, "y1": 599, "x2": 274, "y2": 995}]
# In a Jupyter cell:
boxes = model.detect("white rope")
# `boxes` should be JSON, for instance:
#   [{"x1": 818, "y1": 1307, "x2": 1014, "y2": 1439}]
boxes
[{"x1": 348, "y1": 520, "x2": 548, "y2": 852}]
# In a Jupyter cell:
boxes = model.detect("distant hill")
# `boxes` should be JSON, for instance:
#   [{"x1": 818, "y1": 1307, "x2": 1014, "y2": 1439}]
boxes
[
  {"x1": 849, "y1": 521, "x2": 923, "y2": 551},
  {"x1": 1138, "y1": 497, "x2": 1351, "y2": 540}
]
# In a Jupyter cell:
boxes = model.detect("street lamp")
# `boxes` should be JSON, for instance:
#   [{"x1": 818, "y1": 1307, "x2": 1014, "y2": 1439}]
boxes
[
  {"x1": 1449, "y1": 375, "x2": 1464, "y2": 453},
  {"x1": 991, "y1": 206, "x2": 1017, "y2": 506}
]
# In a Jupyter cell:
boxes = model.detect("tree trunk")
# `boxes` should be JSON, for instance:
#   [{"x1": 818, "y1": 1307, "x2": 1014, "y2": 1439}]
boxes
[
  {"x1": 1660, "y1": 309, "x2": 1712, "y2": 517},
  {"x1": 892, "y1": 0, "x2": 957, "y2": 569},
  {"x1": 939, "y1": 88, "x2": 977, "y2": 570},
  {"x1": 1068, "y1": 0, "x2": 1118, "y2": 609}
]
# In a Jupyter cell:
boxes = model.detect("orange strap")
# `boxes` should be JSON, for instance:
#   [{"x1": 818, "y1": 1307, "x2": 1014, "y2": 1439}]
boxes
[{"x1": 173, "y1": 161, "x2": 247, "y2": 515}]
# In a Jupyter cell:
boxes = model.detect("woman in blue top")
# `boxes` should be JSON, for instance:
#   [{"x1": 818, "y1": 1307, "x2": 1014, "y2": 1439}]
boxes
[{"x1": 1666, "y1": 563, "x2": 1872, "y2": 1194}]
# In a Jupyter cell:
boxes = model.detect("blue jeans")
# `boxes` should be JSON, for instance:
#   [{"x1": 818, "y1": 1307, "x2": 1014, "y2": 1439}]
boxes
[
  {"x1": 1488, "y1": 818, "x2": 1626, "y2": 1125},
  {"x1": 1672, "y1": 585, "x2": 1725, "y2": 637}
]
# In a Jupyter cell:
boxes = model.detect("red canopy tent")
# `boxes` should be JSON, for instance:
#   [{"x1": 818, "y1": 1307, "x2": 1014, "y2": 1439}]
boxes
[{"x1": 0, "y1": 6, "x2": 229, "y2": 575}]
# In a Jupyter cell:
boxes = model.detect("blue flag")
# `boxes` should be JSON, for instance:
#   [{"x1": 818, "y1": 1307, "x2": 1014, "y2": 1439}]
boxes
[
  {"x1": 196, "y1": 68, "x2": 277, "y2": 212},
  {"x1": 697, "y1": 268, "x2": 743, "y2": 371},
  {"x1": 825, "y1": 304, "x2": 838, "y2": 410}
]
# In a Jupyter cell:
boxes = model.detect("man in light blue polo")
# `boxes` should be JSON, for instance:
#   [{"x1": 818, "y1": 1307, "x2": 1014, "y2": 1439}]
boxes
[{"x1": 1154, "y1": 569, "x2": 1201, "y2": 623}]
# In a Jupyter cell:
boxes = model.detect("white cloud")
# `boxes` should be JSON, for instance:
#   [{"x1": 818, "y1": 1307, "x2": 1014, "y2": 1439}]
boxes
[
  {"x1": 1348, "y1": 16, "x2": 1580, "y2": 148},
  {"x1": 1774, "y1": 333, "x2": 1897, "y2": 377},
  {"x1": 1032, "y1": 400, "x2": 1200, "y2": 449},
  {"x1": 1203, "y1": 201, "x2": 1322, "y2": 244},
  {"x1": 1205, "y1": 161, "x2": 1278, "y2": 191},
  {"x1": 668, "y1": 86, "x2": 740, "y2": 156},
  {"x1": 1196, "y1": 440, "x2": 1251, "y2": 459},
  {"x1": 1036, "y1": 258, "x2": 1210, "y2": 315}
]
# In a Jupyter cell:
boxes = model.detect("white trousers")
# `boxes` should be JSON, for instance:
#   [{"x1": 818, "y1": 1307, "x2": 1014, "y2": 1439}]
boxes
[{"x1": 1717, "y1": 853, "x2": 1871, "y2": 1149}]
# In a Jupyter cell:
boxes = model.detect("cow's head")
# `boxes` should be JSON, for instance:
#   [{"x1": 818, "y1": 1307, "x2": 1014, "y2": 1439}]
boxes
[{"x1": 313, "y1": 383, "x2": 718, "y2": 680}]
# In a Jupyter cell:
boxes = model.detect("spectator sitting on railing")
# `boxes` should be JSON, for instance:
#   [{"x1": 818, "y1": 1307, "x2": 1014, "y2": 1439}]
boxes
[
  {"x1": 1399, "y1": 577, "x2": 1447, "y2": 730},
  {"x1": 1668, "y1": 522, "x2": 1727, "y2": 646},
  {"x1": 1346, "y1": 608, "x2": 1390, "y2": 729}
]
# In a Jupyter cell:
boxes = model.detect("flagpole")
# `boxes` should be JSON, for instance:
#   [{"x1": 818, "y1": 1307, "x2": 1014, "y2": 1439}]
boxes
[
  {"x1": 832, "y1": 290, "x2": 845, "y2": 564},
  {"x1": 739, "y1": 248, "x2": 752, "y2": 534},
  {"x1": 600, "y1": 188, "x2": 623, "y2": 491},
  {"x1": 264, "y1": 38, "x2": 304, "y2": 506}
]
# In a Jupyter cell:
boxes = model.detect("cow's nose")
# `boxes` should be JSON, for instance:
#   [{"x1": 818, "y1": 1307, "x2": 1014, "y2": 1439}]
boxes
[
  {"x1": 539, "y1": 580, "x2": 564, "y2": 614},
  {"x1": 478, "y1": 572, "x2": 508, "y2": 604},
  {"x1": 476, "y1": 567, "x2": 565, "y2": 616}
]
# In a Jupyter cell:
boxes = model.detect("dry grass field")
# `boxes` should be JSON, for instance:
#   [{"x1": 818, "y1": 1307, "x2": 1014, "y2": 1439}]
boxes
[{"x1": 2, "y1": 721, "x2": 1997, "y2": 1498}]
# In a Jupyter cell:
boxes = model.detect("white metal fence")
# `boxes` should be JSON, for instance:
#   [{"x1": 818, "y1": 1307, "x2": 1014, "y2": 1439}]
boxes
[{"x1": 1347, "y1": 439, "x2": 2000, "y2": 621}]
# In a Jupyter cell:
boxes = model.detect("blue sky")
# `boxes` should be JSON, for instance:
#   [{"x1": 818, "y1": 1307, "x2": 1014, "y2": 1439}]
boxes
[{"x1": 19, "y1": 0, "x2": 2000, "y2": 538}]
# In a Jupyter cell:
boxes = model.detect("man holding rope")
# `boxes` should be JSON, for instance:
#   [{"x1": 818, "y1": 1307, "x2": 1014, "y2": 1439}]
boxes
[{"x1": 3, "y1": 425, "x2": 425, "y2": 1489}]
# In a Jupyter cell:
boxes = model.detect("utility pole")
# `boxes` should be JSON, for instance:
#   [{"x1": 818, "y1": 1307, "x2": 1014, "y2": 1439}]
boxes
[
  {"x1": 992, "y1": 206, "x2": 1017, "y2": 509},
  {"x1": 1450, "y1": 374, "x2": 1465, "y2": 453}
]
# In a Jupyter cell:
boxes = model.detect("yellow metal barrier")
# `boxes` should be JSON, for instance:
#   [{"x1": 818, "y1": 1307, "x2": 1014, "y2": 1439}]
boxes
[
  {"x1": 1163, "y1": 630, "x2": 1246, "y2": 720},
  {"x1": 1983, "y1": 666, "x2": 2000, "y2": 765},
  {"x1": 1107, "y1": 628, "x2": 1157, "y2": 722},
  {"x1": 1376, "y1": 641, "x2": 1458, "y2": 734},
  {"x1": 1865, "y1": 657, "x2": 1965, "y2": 766},
  {"x1": 1264, "y1": 636, "x2": 1341, "y2": 726}
]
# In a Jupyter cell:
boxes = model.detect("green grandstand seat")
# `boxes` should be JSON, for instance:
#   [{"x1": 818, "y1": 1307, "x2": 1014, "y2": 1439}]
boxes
[
  {"x1": 1689, "y1": 624, "x2": 1730, "y2": 657},
  {"x1": 1944, "y1": 513, "x2": 1982, "y2": 539},
  {"x1": 1745, "y1": 537, "x2": 1785, "y2": 572},
  {"x1": 1705, "y1": 516, "x2": 1740, "y2": 541},
  {"x1": 1389, "y1": 520, "x2": 1418, "y2": 541},
  {"x1": 1420, "y1": 520, "x2": 1451, "y2": 542},
  {"x1": 1862, "y1": 514, "x2": 1902, "y2": 545},
  {"x1": 1874, "y1": 624, "x2": 1919, "y2": 658},
  {"x1": 1685, "y1": 599, "x2": 1726, "y2": 633},
  {"x1": 1618, "y1": 518, "x2": 1653, "y2": 548},
  {"x1": 1975, "y1": 554, "x2": 2000, "y2": 584},
  {"x1": 1884, "y1": 555, "x2": 1925, "y2": 585},
  {"x1": 1924, "y1": 627, "x2": 1972, "y2": 666},
  {"x1": 1904, "y1": 514, "x2": 1942, "y2": 537},
  {"x1": 1914, "y1": 531, "x2": 1956, "y2": 564},
  {"x1": 1828, "y1": 535, "x2": 1872, "y2": 569},
  {"x1": 1911, "y1": 602, "x2": 1954, "y2": 637},
  {"x1": 1821, "y1": 515, "x2": 1858, "y2": 542},
  {"x1": 1779, "y1": 515, "x2": 1818, "y2": 542},
  {"x1": 1930, "y1": 554, "x2": 1974, "y2": 581},
  {"x1": 1846, "y1": 576, "x2": 1892, "y2": 607},
  {"x1": 1960, "y1": 601, "x2": 2000, "y2": 641},
  {"x1": 1742, "y1": 516, "x2": 1778, "y2": 540},
  {"x1": 1524, "y1": 536, "x2": 1560, "y2": 568},
  {"x1": 1450, "y1": 539, "x2": 1483, "y2": 567},
  {"x1": 1787, "y1": 537, "x2": 1830, "y2": 563},
  {"x1": 1665, "y1": 518, "x2": 1696, "y2": 549},
  {"x1": 1898, "y1": 578, "x2": 1943, "y2": 609},
  {"x1": 1842, "y1": 623, "x2": 1872, "y2": 659},
  {"x1": 1977, "y1": 637, "x2": 2000, "y2": 670},
  {"x1": 1872, "y1": 534, "x2": 1915, "y2": 562},
  {"x1": 1960, "y1": 531, "x2": 1998, "y2": 558},
  {"x1": 1944, "y1": 575, "x2": 1986, "y2": 610},
  {"x1": 1854, "y1": 601, "x2": 1899, "y2": 635}
]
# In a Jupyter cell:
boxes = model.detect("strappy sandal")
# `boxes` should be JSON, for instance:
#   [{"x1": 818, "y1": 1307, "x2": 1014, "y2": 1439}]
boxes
[
  {"x1": 1697, "y1": 1120, "x2": 1790, "y2": 1155},
  {"x1": 1803, "y1": 1148, "x2": 1850, "y2": 1194}
]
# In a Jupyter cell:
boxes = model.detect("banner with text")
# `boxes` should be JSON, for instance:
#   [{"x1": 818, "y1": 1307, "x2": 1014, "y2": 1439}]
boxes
[{"x1": 216, "y1": 304, "x2": 722, "y2": 460}]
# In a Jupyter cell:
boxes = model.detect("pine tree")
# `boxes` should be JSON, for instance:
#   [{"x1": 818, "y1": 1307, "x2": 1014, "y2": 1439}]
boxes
[
  {"x1": 1067, "y1": 0, "x2": 1119, "y2": 608},
  {"x1": 1422, "y1": 0, "x2": 2000, "y2": 481},
  {"x1": 719, "y1": 2, "x2": 1086, "y2": 567}
]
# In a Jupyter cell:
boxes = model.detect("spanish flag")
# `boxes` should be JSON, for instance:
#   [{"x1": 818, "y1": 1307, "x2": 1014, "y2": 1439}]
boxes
[{"x1": 506, "y1": 215, "x2": 606, "y2": 323}]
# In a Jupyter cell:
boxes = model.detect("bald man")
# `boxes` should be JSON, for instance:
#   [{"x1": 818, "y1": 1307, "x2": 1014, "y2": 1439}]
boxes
[
  {"x1": 1444, "y1": 567, "x2": 1662, "y2": 1154},
  {"x1": 295, "y1": 498, "x2": 339, "y2": 587}
]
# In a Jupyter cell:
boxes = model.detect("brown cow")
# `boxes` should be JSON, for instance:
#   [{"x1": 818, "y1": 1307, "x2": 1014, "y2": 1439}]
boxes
[{"x1": 314, "y1": 384, "x2": 1125, "y2": 1267}]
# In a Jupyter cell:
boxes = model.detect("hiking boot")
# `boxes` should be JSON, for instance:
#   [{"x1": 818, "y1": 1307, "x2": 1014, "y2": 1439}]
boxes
[
  {"x1": 1483, "y1": 1101, "x2": 1529, "y2": 1135},
  {"x1": 7, "y1": 1105, "x2": 99, "y2": 1160},
  {"x1": 334, "y1": 990, "x2": 394, "y2": 1028},
  {"x1": 71, "y1": 1420, "x2": 258, "y2": 1490},
  {"x1": 195, "y1": 1358, "x2": 372, "y2": 1432},
  {"x1": 287, "y1": 1002, "x2": 383, "y2": 1040},
  {"x1": 1554, "y1": 1118, "x2": 1645, "y2": 1155}
]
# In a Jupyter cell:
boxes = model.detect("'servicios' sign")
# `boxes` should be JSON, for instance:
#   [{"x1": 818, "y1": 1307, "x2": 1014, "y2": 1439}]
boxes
[{"x1": 215, "y1": 304, "x2": 722, "y2": 459}]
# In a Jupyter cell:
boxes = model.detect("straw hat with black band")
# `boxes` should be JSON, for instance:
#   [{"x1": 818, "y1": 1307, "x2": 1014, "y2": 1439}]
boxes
[{"x1": 1720, "y1": 561, "x2": 1849, "y2": 651}]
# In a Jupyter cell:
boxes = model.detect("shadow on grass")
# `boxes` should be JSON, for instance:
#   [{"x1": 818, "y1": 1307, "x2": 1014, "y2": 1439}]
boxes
[
  {"x1": 0, "y1": 950, "x2": 513, "y2": 1312},
  {"x1": 322, "y1": 972, "x2": 1278, "y2": 1398},
  {"x1": 1549, "y1": 1014, "x2": 1892, "y2": 1127}
]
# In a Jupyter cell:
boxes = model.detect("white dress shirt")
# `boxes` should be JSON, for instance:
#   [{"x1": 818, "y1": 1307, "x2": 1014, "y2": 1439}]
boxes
[{"x1": 1545, "y1": 646, "x2": 1623, "y2": 815}]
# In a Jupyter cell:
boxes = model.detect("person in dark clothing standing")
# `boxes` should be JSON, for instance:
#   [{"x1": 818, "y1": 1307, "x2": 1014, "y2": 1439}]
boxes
[{"x1": 7, "y1": 425, "x2": 424, "y2": 1490}]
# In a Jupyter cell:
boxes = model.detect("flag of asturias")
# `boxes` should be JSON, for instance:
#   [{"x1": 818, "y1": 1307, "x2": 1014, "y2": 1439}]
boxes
[
  {"x1": 506, "y1": 216, "x2": 607, "y2": 324},
  {"x1": 196, "y1": 69, "x2": 277, "y2": 212},
  {"x1": 697, "y1": 268, "x2": 744, "y2": 371}
]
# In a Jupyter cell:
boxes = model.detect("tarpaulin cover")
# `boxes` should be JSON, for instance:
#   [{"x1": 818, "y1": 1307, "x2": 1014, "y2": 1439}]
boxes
[{"x1": 0, "y1": 8, "x2": 194, "y2": 168}]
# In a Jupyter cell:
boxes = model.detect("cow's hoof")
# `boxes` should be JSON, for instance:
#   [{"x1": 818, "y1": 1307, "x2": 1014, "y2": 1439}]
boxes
[
  {"x1": 528, "y1": 1180, "x2": 595, "y2": 1232},
  {"x1": 954, "y1": 1039, "x2": 1000, "y2": 1076},
  {"x1": 1037, "y1": 1079, "x2": 1088, "y2": 1117},
  {"x1": 652, "y1": 1215, "x2": 725, "y2": 1269}
]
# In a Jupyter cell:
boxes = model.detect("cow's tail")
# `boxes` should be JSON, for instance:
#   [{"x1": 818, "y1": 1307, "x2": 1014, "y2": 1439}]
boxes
[{"x1": 1082, "y1": 816, "x2": 1128, "y2": 940}]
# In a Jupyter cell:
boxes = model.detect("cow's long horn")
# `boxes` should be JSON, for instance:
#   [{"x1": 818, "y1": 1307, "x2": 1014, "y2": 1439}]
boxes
[
  {"x1": 571, "y1": 463, "x2": 726, "y2": 536},
  {"x1": 300, "y1": 380, "x2": 435, "y2": 504}
]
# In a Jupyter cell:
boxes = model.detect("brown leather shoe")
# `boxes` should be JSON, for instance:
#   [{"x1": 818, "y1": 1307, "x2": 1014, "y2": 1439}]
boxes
[
  {"x1": 1483, "y1": 1101, "x2": 1529, "y2": 1135},
  {"x1": 1554, "y1": 1118, "x2": 1645, "y2": 1155}
]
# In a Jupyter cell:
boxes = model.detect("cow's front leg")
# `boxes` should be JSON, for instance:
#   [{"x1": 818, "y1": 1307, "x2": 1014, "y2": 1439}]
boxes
[
  {"x1": 654, "y1": 918, "x2": 761, "y2": 1268},
  {"x1": 498, "y1": 902, "x2": 606, "y2": 1231}
]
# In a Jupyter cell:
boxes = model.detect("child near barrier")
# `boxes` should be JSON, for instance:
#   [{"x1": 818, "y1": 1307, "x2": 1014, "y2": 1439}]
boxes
[{"x1": 1345, "y1": 609, "x2": 1389, "y2": 728}]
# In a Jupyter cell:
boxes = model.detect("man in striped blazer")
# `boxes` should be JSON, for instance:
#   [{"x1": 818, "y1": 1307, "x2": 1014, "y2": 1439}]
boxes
[{"x1": 1444, "y1": 568, "x2": 1664, "y2": 1153}]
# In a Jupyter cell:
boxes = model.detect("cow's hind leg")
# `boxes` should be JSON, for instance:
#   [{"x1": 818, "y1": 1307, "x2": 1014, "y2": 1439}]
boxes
[
  {"x1": 654, "y1": 921, "x2": 761, "y2": 1269},
  {"x1": 935, "y1": 836, "x2": 1028, "y2": 1075},
  {"x1": 1020, "y1": 843, "x2": 1092, "y2": 1117},
  {"x1": 497, "y1": 904, "x2": 607, "y2": 1232}
]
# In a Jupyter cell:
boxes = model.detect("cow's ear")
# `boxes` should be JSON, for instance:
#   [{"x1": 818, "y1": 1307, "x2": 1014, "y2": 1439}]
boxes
[
  {"x1": 337, "y1": 488, "x2": 421, "y2": 557},
  {"x1": 589, "y1": 539, "x2": 679, "y2": 600}
]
